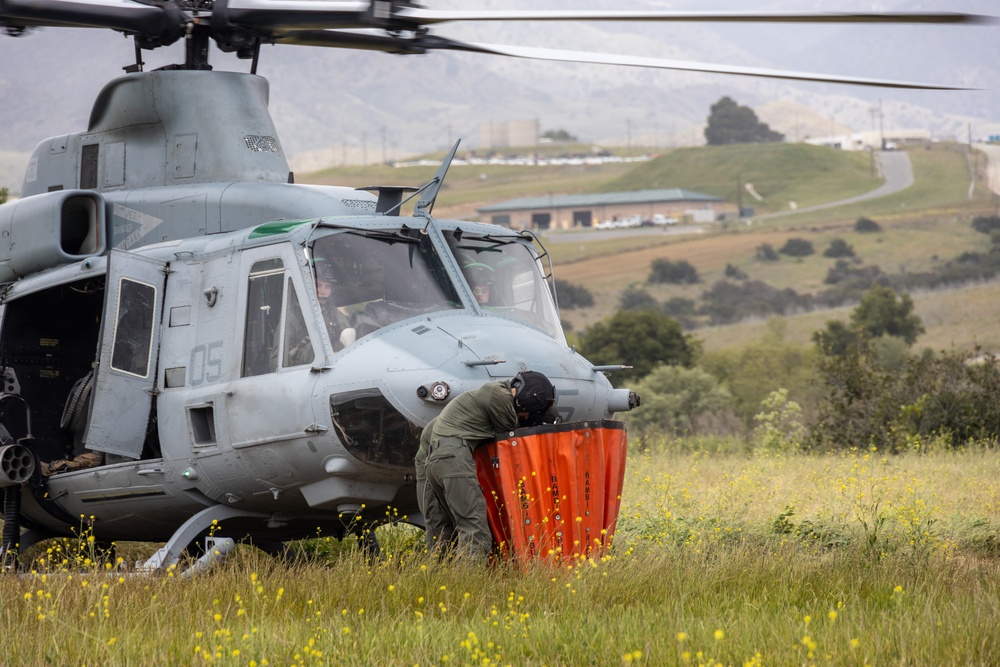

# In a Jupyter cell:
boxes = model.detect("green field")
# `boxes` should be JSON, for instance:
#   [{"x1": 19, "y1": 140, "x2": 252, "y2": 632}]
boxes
[{"x1": 4, "y1": 446, "x2": 999, "y2": 665}]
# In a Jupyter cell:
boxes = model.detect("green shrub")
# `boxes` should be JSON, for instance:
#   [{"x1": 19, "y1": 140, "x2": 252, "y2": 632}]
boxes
[
  {"x1": 971, "y1": 215, "x2": 1000, "y2": 235},
  {"x1": 779, "y1": 237, "x2": 815, "y2": 257},
  {"x1": 756, "y1": 243, "x2": 779, "y2": 261},
  {"x1": 649, "y1": 258, "x2": 700, "y2": 284},
  {"x1": 553, "y1": 279, "x2": 594, "y2": 309},
  {"x1": 823, "y1": 238, "x2": 856, "y2": 258},
  {"x1": 630, "y1": 365, "x2": 736, "y2": 446},
  {"x1": 619, "y1": 285, "x2": 659, "y2": 311},
  {"x1": 855, "y1": 217, "x2": 882, "y2": 233}
]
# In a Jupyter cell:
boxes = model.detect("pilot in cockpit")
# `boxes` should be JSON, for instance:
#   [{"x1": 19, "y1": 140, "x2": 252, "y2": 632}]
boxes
[
  {"x1": 314, "y1": 259, "x2": 355, "y2": 349},
  {"x1": 464, "y1": 263, "x2": 494, "y2": 307}
]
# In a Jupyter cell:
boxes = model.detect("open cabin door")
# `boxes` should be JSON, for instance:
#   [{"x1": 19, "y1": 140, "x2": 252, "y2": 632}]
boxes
[{"x1": 85, "y1": 250, "x2": 166, "y2": 458}]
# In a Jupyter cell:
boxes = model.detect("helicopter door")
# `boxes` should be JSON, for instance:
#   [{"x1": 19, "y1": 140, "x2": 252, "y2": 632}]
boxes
[{"x1": 85, "y1": 250, "x2": 166, "y2": 459}]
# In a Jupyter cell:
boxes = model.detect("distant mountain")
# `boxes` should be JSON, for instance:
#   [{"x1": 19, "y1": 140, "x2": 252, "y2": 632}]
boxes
[{"x1": 0, "y1": 0, "x2": 994, "y2": 191}]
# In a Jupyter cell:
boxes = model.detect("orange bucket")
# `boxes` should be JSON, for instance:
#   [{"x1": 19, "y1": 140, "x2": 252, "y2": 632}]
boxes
[{"x1": 474, "y1": 420, "x2": 627, "y2": 563}]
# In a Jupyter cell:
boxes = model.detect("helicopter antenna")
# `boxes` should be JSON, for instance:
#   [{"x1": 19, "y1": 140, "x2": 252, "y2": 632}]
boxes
[
  {"x1": 249, "y1": 37, "x2": 260, "y2": 74},
  {"x1": 124, "y1": 36, "x2": 144, "y2": 73},
  {"x1": 413, "y1": 139, "x2": 460, "y2": 220}
]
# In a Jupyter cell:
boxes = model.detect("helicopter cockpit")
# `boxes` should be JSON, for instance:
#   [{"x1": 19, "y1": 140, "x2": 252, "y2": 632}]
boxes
[
  {"x1": 308, "y1": 229, "x2": 461, "y2": 348},
  {"x1": 304, "y1": 225, "x2": 562, "y2": 351}
]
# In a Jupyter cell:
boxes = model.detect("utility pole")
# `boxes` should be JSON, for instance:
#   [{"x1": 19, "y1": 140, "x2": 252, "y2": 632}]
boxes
[
  {"x1": 736, "y1": 171, "x2": 743, "y2": 219},
  {"x1": 878, "y1": 99, "x2": 885, "y2": 150},
  {"x1": 868, "y1": 105, "x2": 881, "y2": 175}
]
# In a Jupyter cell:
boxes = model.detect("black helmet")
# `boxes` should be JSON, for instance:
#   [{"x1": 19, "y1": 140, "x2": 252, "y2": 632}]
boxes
[{"x1": 511, "y1": 370, "x2": 555, "y2": 414}]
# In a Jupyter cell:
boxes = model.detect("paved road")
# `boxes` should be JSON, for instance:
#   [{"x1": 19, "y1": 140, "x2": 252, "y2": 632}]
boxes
[
  {"x1": 754, "y1": 150, "x2": 913, "y2": 221},
  {"x1": 978, "y1": 144, "x2": 1000, "y2": 196},
  {"x1": 543, "y1": 224, "x2": 704, "y2": 244}
]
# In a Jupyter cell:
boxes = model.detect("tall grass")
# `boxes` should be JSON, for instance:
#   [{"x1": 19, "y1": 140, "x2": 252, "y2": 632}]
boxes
[{"x1": 3, "y1": 444, "x2": 1000, "y2": 665}]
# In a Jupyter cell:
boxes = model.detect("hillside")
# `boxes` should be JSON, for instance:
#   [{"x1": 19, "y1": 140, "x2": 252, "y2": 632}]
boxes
[
  {"x1": 304, "y1": 140, "x2": 997, "y2": 354},
  {"x1": 542, "y1": 143, "x2": 998, "y2": 353}
]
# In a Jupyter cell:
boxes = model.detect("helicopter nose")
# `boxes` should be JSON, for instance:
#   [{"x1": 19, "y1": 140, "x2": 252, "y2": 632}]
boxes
[{"x1": 326, "y1": 313, "x2": 635, "y2": 424}]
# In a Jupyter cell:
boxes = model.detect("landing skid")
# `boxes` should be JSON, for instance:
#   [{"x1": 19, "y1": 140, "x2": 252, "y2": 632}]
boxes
[{"x1": 141, "y1": 504, "x2": 268, "y2": 572}]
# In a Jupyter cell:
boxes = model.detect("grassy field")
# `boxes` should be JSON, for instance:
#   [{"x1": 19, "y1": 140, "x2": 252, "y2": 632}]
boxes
[{"x1": 4, "y1": 445, "x2": 1000, "y2": 666}]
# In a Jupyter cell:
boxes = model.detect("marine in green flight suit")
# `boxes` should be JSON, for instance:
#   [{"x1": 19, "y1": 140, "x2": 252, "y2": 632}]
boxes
[
  {"x1": 423, "y1": 371, "x2": 556, "y2": 560},
  {"x1": 414, "y1": 416, "x2": 437, "y2": 551}
]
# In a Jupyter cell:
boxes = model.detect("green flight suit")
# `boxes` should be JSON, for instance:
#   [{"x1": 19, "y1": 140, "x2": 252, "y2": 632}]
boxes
[
  {"x1": 414, "y1": 416, "x2": 437, "y2": 550},
  {"x1": 424, "y1": 380, "x2": 518, "y2": 559}
]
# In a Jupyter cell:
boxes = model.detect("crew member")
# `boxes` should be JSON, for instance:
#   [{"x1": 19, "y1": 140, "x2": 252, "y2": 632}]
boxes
[
  {"x1": 463, "y1": 263, "x2": 494, "y2": 306},
  {"x1": 424, "y1": 371, "x2": 555, "y2": 560},
  {"x1": 414, "y1": 416, "x2": 438, "y2": 551},
  {"x1": 315, "y1": 261, "x2": 354, "y2": 349}
]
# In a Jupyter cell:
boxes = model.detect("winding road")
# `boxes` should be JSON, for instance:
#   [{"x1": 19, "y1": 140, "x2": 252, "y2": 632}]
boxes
[
  {"x1": 979, "y1": 144, "x2": 1000, "y2": 196},
  {"x1": 753, "y1": 150, "x2": 913, "y2": 222}
]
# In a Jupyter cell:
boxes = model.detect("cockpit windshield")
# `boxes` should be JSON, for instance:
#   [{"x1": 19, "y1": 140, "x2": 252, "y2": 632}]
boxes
[
  {"x1": 446, "y1": 233, "x2": 564, "y2": 342},
  {"x1": 310, "y1": 230, "x2": 461, "y2": 348}
]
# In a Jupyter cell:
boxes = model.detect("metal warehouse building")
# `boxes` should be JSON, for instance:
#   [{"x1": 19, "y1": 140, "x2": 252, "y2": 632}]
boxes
[{"x1": 477, "y1": 188, "x2": 736, "y2": 230}]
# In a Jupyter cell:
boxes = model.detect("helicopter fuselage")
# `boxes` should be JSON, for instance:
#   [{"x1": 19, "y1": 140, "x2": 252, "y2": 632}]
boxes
[
  {"x1": 0, "y1": 66, "x2": 634, "y2": 557},
  {"x1": 1, "y1": 195, "x2": 633, "y2": 548}
]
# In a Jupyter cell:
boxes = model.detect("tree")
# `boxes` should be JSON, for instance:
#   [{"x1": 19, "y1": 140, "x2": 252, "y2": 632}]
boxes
[
  {"x1": 850, "y1": 285, "x2": 924, "y2": 345},
  {"x1": 704, "y1": 96, "x2": 784, "y2": 146},
  {"x1": 541, "y1": 129, "x2": 577, "y2": 142},
  {"x1": 577, "y1": 309, "x2": 697, "y2": 384},
  {"x1": 812, "y1": 320, "x2": 858, "y2": 356},
  {"x1": 813, "y1": 285, "x2": 924, "y2": 356},
  {"x1": 0, "y1": 187, "x2": 8, "y2": 205}
]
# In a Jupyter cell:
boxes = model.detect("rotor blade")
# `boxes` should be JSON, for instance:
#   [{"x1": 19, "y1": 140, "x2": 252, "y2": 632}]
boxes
[
  {"x1": 396, "y1": 8, "x2": 996, "y2": 27},
  {"x1": 0, "y1": 0, "x2": 184, "y2": 42},
  {"x1": 215, "y1": 2, "x2": 996, "y2": 34},
  {"x1": 421, "y1": 37, "x2": 977, "y2": 91},
  {"x1": 275, "y1": 30, "x2": 977, "y2": 90},
  {"x1": 215, "y1": 0, "x2": 370, "y2": 30},
  {"x1": 275, "y1": 29, "x2": 422, "y2": 53}
]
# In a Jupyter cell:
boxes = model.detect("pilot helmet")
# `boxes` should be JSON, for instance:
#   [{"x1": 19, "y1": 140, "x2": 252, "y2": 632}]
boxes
[
  {"x1": 464, "y1": 262, "x2": 494, "y2": 285},
  {"x1": 511, "y1": 370, "x2": 555, "y2": 414},
  {"x1": 312, "y1": 257, "x2": 336, "y2": 284}
]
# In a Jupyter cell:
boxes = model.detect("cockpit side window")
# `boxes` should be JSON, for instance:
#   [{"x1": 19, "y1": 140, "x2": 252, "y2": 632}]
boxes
[
  {"x1": 282, "y1": 277, "x2": 314, "y2": 367},
  {"x1": 447, "y1": 234, "x2": 564, "y2": 342},
  {"x1": 242, "y1": 258, "x2": 284, "y2": 377}
]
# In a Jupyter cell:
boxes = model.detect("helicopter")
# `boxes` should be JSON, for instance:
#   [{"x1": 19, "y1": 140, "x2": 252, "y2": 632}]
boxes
[{"x1": 0, "y1": 1, "x2": 988, "y2": 571}]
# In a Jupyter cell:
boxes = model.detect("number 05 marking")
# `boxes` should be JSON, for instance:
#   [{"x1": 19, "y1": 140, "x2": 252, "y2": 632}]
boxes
[{"x1": 190, "y1": 341, "x2": 223, "y2": 386}]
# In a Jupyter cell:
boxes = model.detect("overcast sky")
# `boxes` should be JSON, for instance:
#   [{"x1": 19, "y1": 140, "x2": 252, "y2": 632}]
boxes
[{"x1": 0, "y1": 0, "x2": 994, "y2": 182}]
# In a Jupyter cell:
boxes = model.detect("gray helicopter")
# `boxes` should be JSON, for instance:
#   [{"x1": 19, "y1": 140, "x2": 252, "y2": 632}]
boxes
[{"x1": 0, "y1": 1, "x2": 987, "y2": 571}]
